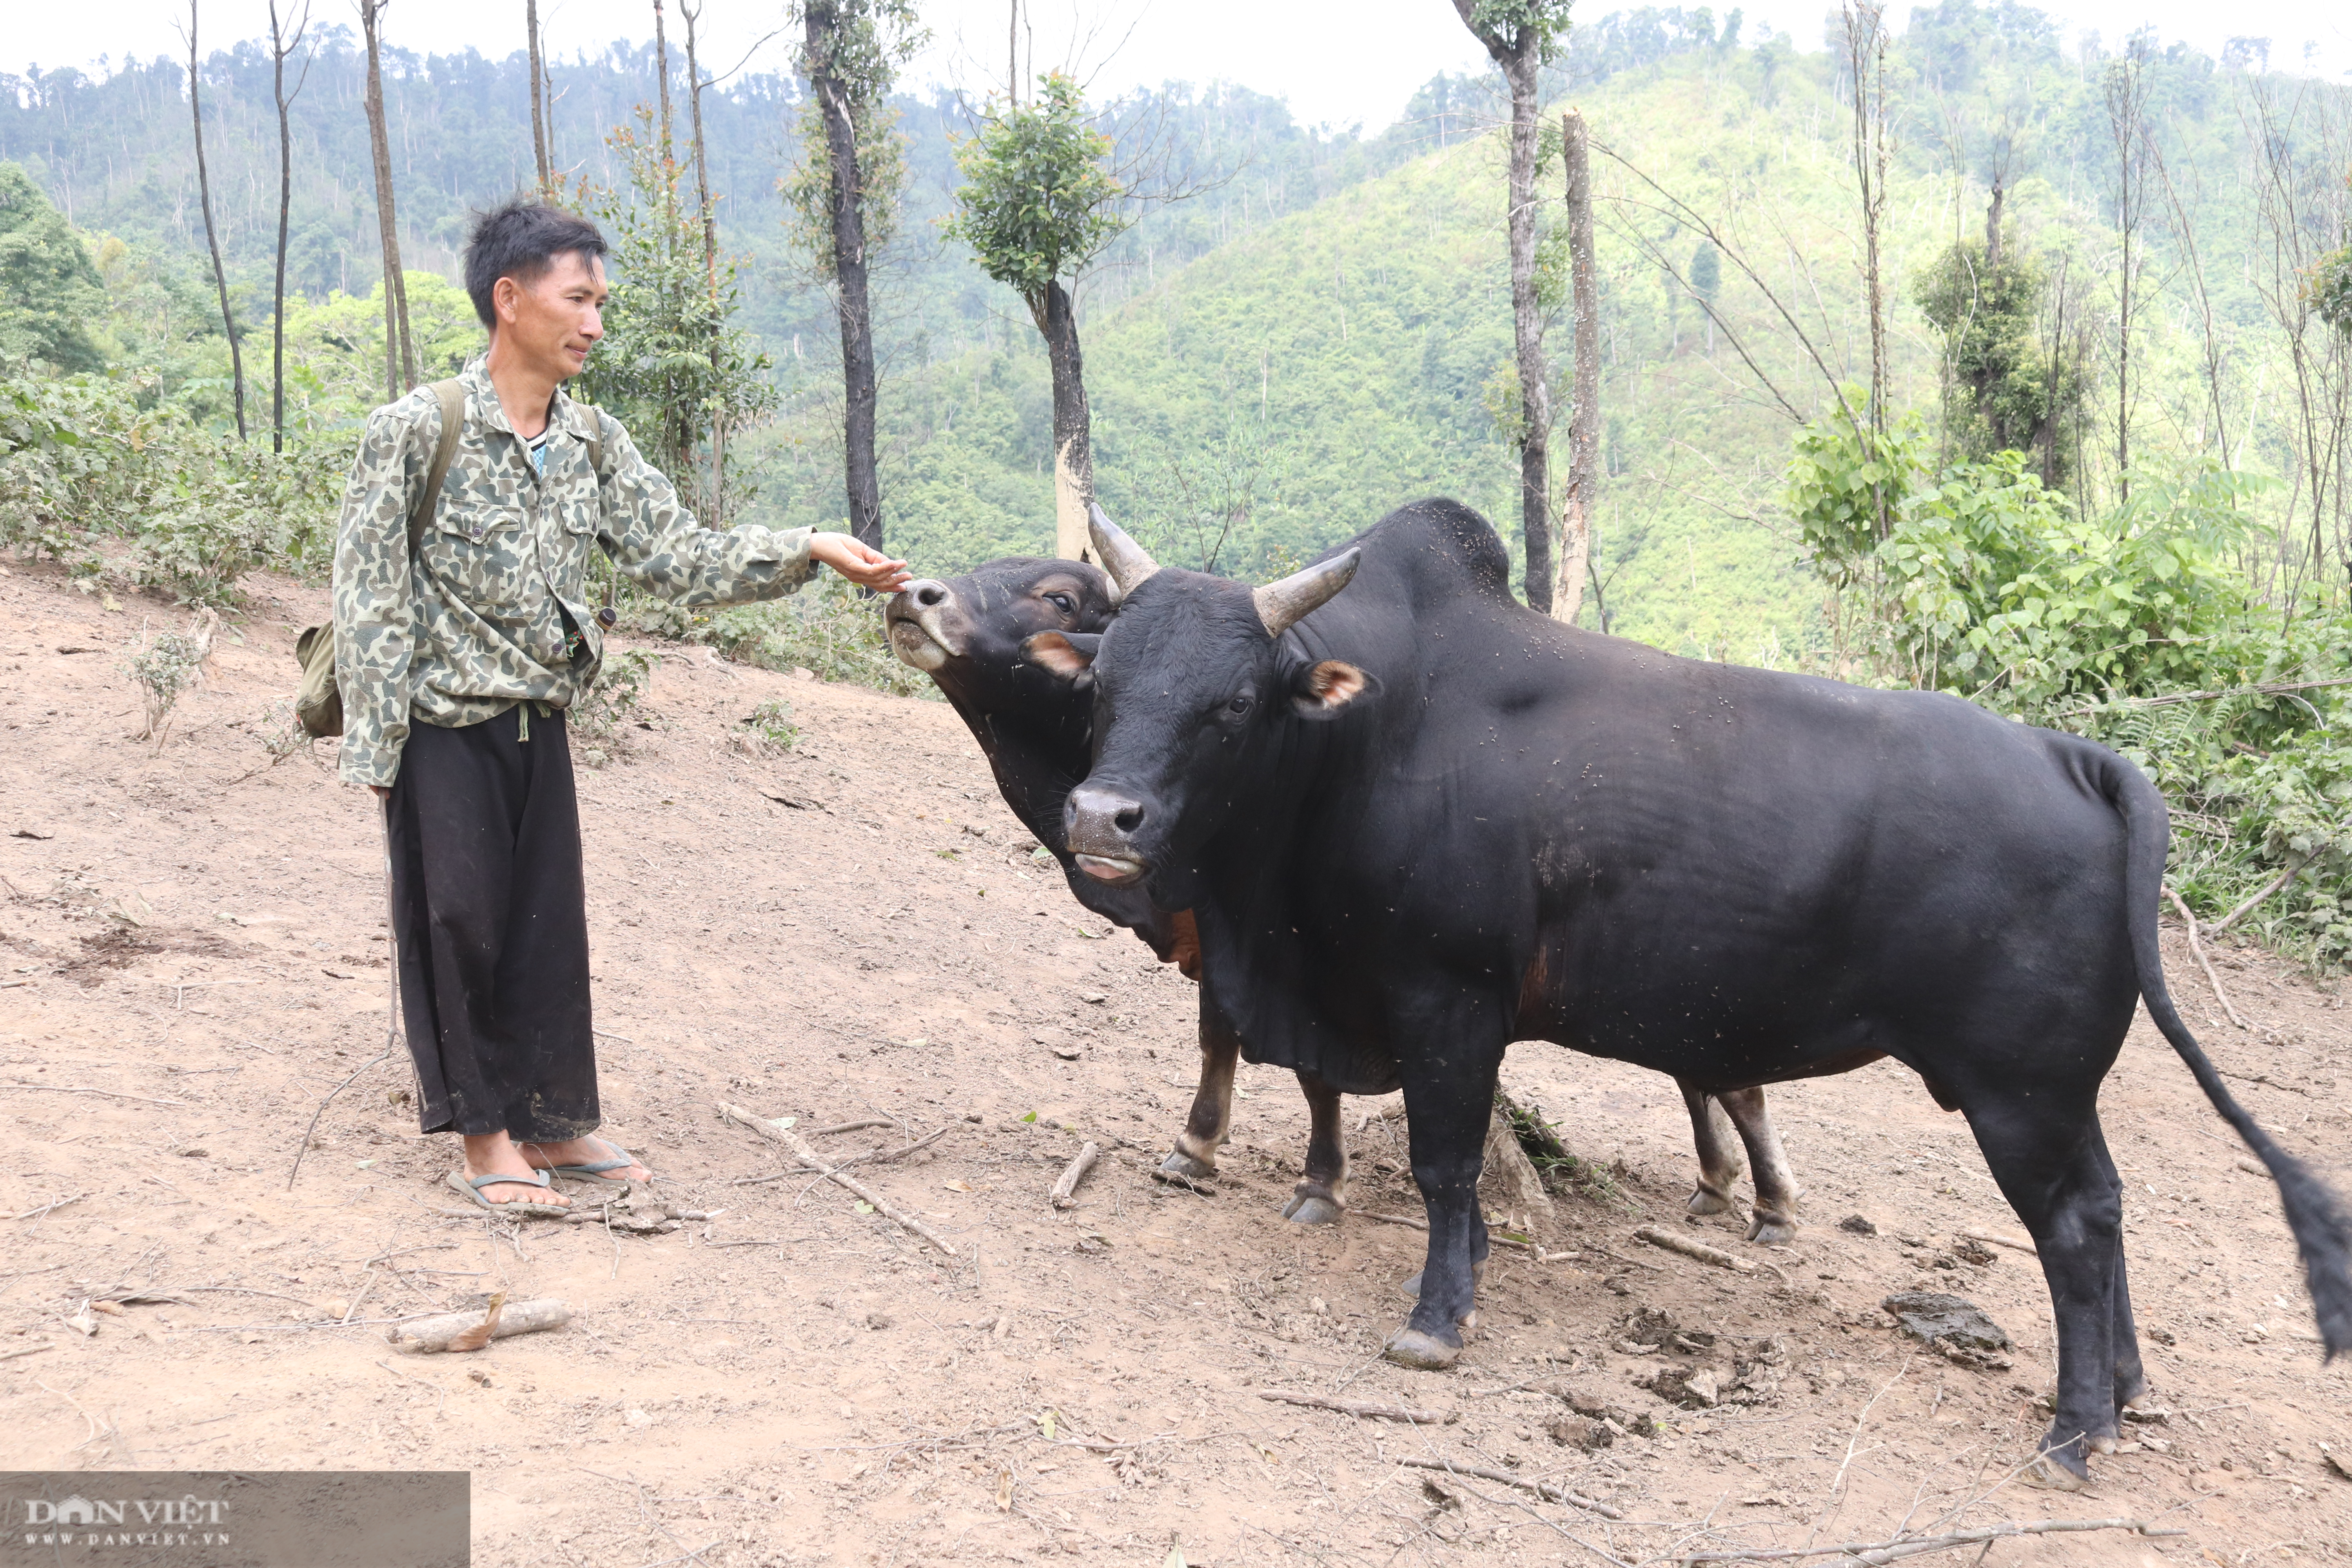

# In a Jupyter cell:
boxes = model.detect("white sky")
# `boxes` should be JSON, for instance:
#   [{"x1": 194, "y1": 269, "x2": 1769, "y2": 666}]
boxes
[{"x1": 11, "y1": 0, "x2": 2350, "y2": 132}]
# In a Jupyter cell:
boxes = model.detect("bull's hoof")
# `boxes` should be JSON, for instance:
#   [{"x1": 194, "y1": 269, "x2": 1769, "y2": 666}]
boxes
[
  {"x1": 2087, "y1": 1433, "x2": 2119, "y2": 1455},
  {"x1": 1383, "y1": 1328, "x2": 1462, "y2": 1370},
  {"x1": 1686, "y1": 1186, "x2": 1736, "y2": 1217},
  {"x1": 1281, "y1": 1192, "x2": 1345, "y2": 1226},
  {"x1": 2022, "y1": 1450, "x2": 2090, "y2": 1491},
  {"x1": 1159, "y1": 1149, "x2": 1218, "y2": 1180},
  {"x1": 1746, "y1": 1214, "x2": 1800, "y2": 1245}
]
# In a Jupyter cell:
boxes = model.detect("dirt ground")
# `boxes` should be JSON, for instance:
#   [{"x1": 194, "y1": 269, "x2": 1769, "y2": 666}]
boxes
[{"x1": 2, "y1": 557, "x2": 2349, "y2": 1568}]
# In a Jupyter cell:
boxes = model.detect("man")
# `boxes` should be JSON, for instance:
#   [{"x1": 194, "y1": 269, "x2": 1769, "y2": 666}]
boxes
[{"x1": 334, "y1": 200, "x2": 909, "y2": 1211}]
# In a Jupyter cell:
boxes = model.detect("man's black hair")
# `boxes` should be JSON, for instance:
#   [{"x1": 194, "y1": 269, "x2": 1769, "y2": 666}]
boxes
[{"x1": 461, "y1": 200, "x2": 608, "y2": 330}]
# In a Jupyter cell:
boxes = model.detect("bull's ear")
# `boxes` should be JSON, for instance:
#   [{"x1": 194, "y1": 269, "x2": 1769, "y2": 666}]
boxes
[
  {"x1": 1024, "y1": 631, "x2": 1100, "y2": 685},
  {"x1": 1289, "y1": 659, "x2": 1378, "y2": 719}
]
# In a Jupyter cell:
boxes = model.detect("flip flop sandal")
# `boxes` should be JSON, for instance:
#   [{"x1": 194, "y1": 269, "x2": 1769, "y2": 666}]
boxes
[
  {"x1": 446, "y1": 1167, "x2": 571, "y2": 1218},
  {"x1": 536, "y1": 1135, "x2": 645, "y2": 1183}
]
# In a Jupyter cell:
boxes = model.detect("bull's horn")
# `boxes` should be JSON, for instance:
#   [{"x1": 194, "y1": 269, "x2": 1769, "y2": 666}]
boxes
[
  {"x1": 1253, "y1": 548, "x2": 1361, "y2": 639},
  {"x1": 1088, "y1": 503, "x2": 1159, "y2": 599}
]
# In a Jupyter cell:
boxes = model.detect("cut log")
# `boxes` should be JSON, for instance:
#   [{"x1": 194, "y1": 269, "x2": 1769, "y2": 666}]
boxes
[
  {"x1": 1050, "y1": 1142, "x2": 1100, "y2": 1209},
  {"x1": 1632, "y1": 1223, "x2": 1756, "y2": 1272},
  {"x1": 388, "y1": 1298, "x2": 568, "y2": 1352}
]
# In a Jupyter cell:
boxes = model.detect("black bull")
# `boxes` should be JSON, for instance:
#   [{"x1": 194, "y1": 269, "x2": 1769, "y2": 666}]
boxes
[
  {"x1": 1044, "y1": 498, "x2": 2349, "y2": 1488},
  {"x1": 883, "y1": 556, "x2": 1803, "y2": 1238}
]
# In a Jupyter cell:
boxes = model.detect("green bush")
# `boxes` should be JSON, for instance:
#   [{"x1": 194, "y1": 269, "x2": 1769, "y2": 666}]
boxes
[
  {"x1": 617, "y1": 570, "x2": 931, "y2": 699},
  {"x1": 1786, "y1": 410, "x2": 2352, "y2": 969},
  {"x1": 0, "y1": 372, "x2": 338, "y2": 604}
]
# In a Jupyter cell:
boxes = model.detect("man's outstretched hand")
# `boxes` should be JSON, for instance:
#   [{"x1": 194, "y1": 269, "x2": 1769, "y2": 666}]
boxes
[{"x1": 810, "y1": 532, "x2": 911, "y2": 593}]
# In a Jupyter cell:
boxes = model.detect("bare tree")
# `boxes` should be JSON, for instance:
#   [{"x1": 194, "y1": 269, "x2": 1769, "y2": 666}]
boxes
[
  {"x1": 1840, "y1": 0, "x2": 1892, "y2": 534},
  {"x1": 181, "y1": 0, "x2": 247, "y2": 439},
  {"x1": 652, "y1": 0, "x2": 675, "y2": 148},
  {"x1": 361, "y1": 0, "x2": 416, "y2": 401},
  {"x1": 266, "y1": 0, "x2": 314, "y2": 455},
  {"x1": 527, "y1": 0, "x2": 552, "y2": 189},
  {"x1": 2101, "y1": 37, "x2": 2152, "y2": 501},
  {"x1": 1450, "y1": 0, "x2": 1573, "y2": 610},
  {"x1": 1554, "y1": 107, "x2": 1600, "y2": 627}
]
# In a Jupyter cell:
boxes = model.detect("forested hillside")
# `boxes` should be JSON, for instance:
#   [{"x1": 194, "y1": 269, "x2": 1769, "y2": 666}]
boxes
[{"x1": 9, "y1": 5, "x2": 2342, "y2": 657}]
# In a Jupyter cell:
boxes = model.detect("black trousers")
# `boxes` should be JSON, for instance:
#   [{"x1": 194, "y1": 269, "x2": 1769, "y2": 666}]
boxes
[{"x1": 386, "y1": 703, "x2": 600, "y2": 1140}]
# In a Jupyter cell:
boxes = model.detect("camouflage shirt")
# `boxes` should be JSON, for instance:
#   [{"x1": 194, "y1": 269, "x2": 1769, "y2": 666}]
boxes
[{"x1": 332, "y1": 358, "x2": 814, "y2": 786}]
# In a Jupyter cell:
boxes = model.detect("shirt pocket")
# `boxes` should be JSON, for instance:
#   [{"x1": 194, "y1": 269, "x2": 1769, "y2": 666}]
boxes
[{"x1": 425, "y1": 504, "x2": 531, "y2": 615}]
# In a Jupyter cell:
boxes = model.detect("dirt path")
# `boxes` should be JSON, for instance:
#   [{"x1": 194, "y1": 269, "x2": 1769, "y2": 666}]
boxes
[{"x1": 2, "y1": 559, "x2": 2348, "y2": 1566}]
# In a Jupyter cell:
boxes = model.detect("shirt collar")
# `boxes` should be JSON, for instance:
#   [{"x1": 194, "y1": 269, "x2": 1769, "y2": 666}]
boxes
[{"x1": 459, "y1": 355, "x2": 590, "y2": 444}]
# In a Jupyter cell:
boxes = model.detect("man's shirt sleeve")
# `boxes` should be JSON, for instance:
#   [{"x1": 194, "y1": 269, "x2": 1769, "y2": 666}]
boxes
[
  {"x1": 332, "y1": 399, "x2": 427, "y2": 787},
  {"x1": 594, "y1": 413, "x2": 815, "y2": 604}
]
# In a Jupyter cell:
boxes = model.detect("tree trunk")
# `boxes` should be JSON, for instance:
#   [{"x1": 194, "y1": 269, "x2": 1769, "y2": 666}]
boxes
[
  {"x1": 186, "y1": 0, "x2": 247, "y2": 440},
  {"x1": 1501, "y1": 47, "x2": 1553, "y2": 612},
  {"x1": 682, "y1": 0, "x2": 722, "y2": 523},
  {"x1": 809, "y1": 6, "x2": 882, "y2": 556},
  {"x1": 1842, "y1": 0, "x2": 1891, "y2": 536},
  {"x1": 1554, "y1": 108, "x2": 1599, "y2": 628},
  {"x1": 268, "y1": 2, "x2": 307, "y2": 456},
  {"x1": 2103, "y1": 51, "x2": 2146, "y2": 504},
  {"x1": 1033, "y1": 281, "x2": 1094, "y2": 563},
  {"x1": 652, "y1": 0, "x2": 674, "y2": 151},
  {"x1": 526, "y1": 0, "x2": 551, "y2": 188},
  {"x1": 361, "y1": 0, "x2": 416, "y2": 401}
]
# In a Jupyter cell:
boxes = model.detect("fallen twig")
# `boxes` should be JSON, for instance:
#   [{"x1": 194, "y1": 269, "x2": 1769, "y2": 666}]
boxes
[
  {"x1": 387, "y1": 1297, "x2": 568, "y2": 1352},
  {"x1": 0, "y1": 1344, "x2": 58, "y2": 1364},
  {"x1": 2209, "y1": 854, "x2": 2311, "y2": 935},
  {"x1": 730, "y1": 1127, "x2": 949, "y2": 1185},
  {"x1": 1050, "y1": 1142, "x2": 1100, "y2": 1209},
  {"x1": 1394, "y1": 1457, "x2": 1623, "y2": 1519},
  {"x1": 1149, "y1": 1167, "x2": 1217, "y2": 1196},
  {"x1": 1256, "y1": 1388, "x2": 1452, "y2": 1425},
  {"x1": 0, "y1": 1084, "x2": 185, "y2": 1107},
  {"x1": 5, "y1": 1193, "x2": 86, "y2": 1222},
  {"x1": 1957, "y1": 1226, "x2": 2036, "y2": 1256},
  {"x1": 807, "y1": 1117, "x2": 897, "y2": 1137},
  {"x1": 1679, "y1": 1517, "x2": 2183, "y2": 1564},
  {"x1": 717, "y1": 1102, "x2": 957, "y2": 1257},
  {"x1": 2163, "y1": 886, "x2": 2249, "y2": 1030},
  {"x1": 1633, "y1": 1223, "x2": 1756, "y2": 1272}
]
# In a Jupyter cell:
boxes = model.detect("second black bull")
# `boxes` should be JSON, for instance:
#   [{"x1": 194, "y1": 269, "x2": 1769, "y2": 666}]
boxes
[{"x1": 882, "y1": 553, "x2": 1802, "y2": 1238}]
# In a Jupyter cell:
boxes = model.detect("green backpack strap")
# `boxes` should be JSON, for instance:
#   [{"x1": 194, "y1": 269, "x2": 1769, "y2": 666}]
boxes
[{"x1": 412, "y1": 378, "x2": 466, "y2": 554}]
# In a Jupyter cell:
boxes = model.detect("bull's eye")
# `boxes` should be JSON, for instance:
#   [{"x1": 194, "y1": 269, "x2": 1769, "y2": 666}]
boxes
[
  {"x1": 1226, "y1": 694, "x2": 1253, "y2": 716},
  {"x1": 1044, "y1": 592, "x2": 1074, "y2": 613}
]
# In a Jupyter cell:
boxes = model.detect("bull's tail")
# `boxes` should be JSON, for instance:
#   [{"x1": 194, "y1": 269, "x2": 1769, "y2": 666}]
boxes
[{"x1": 2101, "y1": 747, "x2": 2351, "y2": 1359}]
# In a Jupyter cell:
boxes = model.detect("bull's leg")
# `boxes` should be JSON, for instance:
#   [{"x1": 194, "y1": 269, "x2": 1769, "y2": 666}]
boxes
[
  {"x1": 1716, "y1": 1086, "x2": 1803, "y2": 1243},
  {"x1": 2092, "y1": 1132, "x2": 2151, "y2": 1430},
  {"x1": 1965, "y1": 1089, "x2": 2123, "y2": 1490},
  {"x1": 1383, "y1": 1027, "x2": 1505, "y2": 1372},
  {"x1": 1681, "y1": 1083, "x2": 1743, "y2": 1217},
  {"x1": 1280, "y1": 1071, "x2": 1350, "y2": 1225},
  {"x1": 1162, "y1": 1001, "x2": 1239, "y2": 1179}
]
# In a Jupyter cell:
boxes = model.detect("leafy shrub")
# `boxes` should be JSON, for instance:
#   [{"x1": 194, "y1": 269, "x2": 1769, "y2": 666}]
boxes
[
  {"x1": 1786, "y1": 408, "x2": 2352, "y2": 969},
  {"x1": 121, "y1": 609, "x2": 217, "y2": 746},
  {"x1": 620, "y1": 570, "x2": 931, "y2": 698},
  {"x1": 572, "y1": 647, "x2": 662, "y2": 764},
  {"x1": 0, "y1": 373, "x2": 337, "y2": 604}
]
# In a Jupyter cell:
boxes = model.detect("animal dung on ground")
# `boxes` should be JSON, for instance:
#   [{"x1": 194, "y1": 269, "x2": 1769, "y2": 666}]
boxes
[
  {"x1": 1838, "y1": 1213, "x2": 1878, "y2": 1235},
  {"x1": 1546, "y1": 1413, "x2": 1613, "y2": 1450},
  {"x1": 389, "y1": 1296, "x2": 568, "y2": 1353},
  {"x1": 1881, "y1": 1290, "x2": 2012, "y2": 1368},
  {"x1": 1632, "y1": 1223, "x2": 1756, "y2": 1272}
]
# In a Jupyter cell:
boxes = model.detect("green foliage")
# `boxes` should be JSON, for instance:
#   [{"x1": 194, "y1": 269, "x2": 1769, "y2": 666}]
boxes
[
  {"x1": 944, "y1": 74, "x2": 1129, "y2": 309},
  {"x1": 1795, "y1": 427, "x2": 2349, "y2": 968},
  {"x1": 572, "y1": 647, "x2": 662, "y2": 762},
  {"x1": 621, "y1": 573, "x2": 929, "y2": 698},
  {"x1": 1915, "y1": 242, "x2": 2085, "y2": 486},
  {"x1": 0, "y1": 163, "x2": 105, "y2": 373},
  {"x1": 120, "y1": 612, "x2": 215, "y2": 745},
  {"x1": 1463, "y1": 0, "x2": 1577, "y2": 62},
  {"x1": 572, "y1": 108, "x2": 778, "y2": 518},
  {"x1": 738, "y1": 697, "x2": 801, "y2": 754},
  {"x1": 2316, "y1": 241, "x2": 2352, "y2": 339},
  {"x1": 0, "y1": 372, "x2": 336, "y2": 604},
  {"x1": 1782, "y1": 396, "x2": 1931, "y2": 588}
]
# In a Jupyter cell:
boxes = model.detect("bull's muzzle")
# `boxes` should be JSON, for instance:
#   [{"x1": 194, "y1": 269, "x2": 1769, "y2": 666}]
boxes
[
  {"x1": 884, "y1": 579, "x2": 961, "y2": 671},
  {"x1": 1065, "y1": 784, "x2": 1148, "y2": 885}
]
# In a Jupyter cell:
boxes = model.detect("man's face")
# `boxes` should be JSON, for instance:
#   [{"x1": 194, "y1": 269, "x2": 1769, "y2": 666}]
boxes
[{"x1": 494, "y1": 250, "x2": 608, "y2": 382}]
